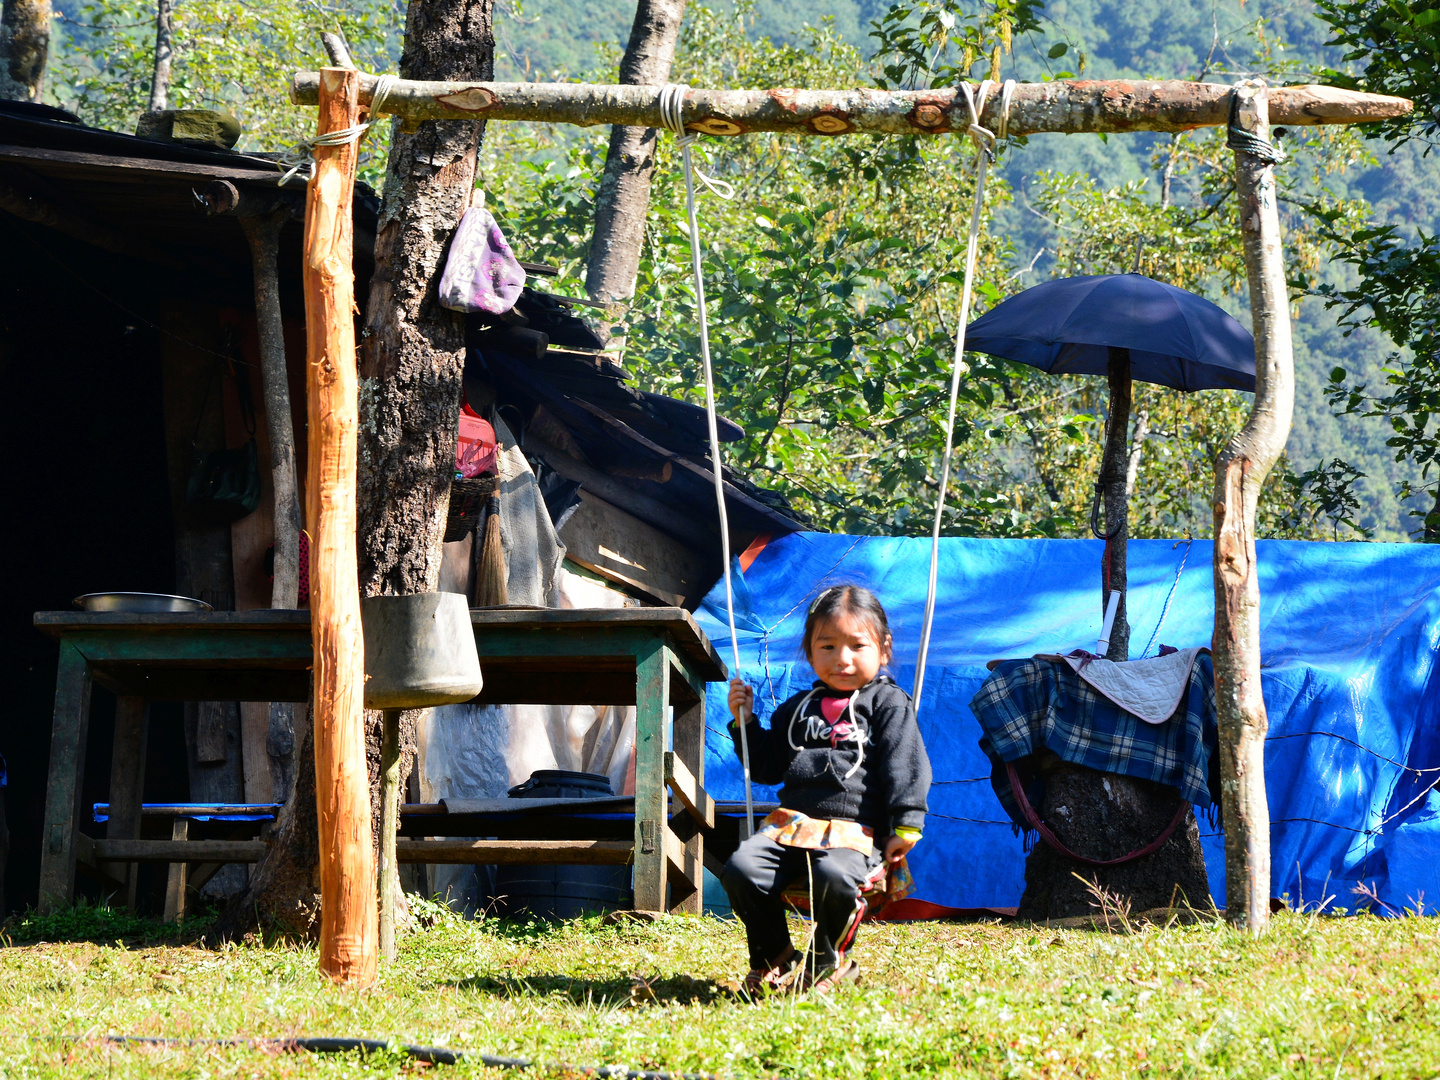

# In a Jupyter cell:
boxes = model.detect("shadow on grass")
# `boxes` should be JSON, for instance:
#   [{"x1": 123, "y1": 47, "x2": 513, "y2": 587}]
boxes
[
  {"x1": 2, "y1": 898, "x2": 217, "y2": 947},
  {"x1": 444, "y1": 969, "x2": 726, "y2": 1006}
]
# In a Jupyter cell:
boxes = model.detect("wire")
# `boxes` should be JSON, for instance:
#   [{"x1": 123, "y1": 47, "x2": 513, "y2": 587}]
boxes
[{"x1": 42, "y1": 1034, "x2": 714, "y2": 1079}]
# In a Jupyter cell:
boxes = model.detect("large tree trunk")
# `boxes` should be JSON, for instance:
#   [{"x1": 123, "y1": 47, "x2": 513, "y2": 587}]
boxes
[
  {"x1": 1213, "y1": 80, "x2": 1294, "y2": 936},
  {"x1": 355, "y1": 0, "x2": 494, "y2": 925},
  {"x1": 1017, "y1": 763, "x2": 1211, "y2": 921},
  {"x1": 0, "y1": 0, "x2": 48, "y2": 102},
  {"x1": 290, "y1": 75, "x2": 1411, "y2": 138},
  {"x1": 585, "y1": 0, "x2": 688, "y2": 317}
]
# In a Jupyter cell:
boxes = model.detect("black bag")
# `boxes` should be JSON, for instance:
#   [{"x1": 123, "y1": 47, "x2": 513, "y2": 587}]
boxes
[{"x1": 186, "y1": 357, "x2": 261, "y2": 523}]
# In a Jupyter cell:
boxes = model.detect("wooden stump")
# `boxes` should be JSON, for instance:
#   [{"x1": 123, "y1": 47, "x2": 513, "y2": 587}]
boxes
[{"x1": 1017, "y1": 763, "x2": 1211, "y2": 921}]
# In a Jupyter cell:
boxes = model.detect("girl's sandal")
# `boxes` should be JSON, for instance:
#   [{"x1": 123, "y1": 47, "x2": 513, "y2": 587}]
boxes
[
  {"x1": 799, "y1": 959, "x2": 860, "y2": 995},
  {"x1": 742, "y1": 945, "x2": 798, "y2": 998}
]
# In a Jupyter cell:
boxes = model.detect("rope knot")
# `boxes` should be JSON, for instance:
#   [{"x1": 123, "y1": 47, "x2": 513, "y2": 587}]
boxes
[{"x1": 277, "y1": 73, "x2": 397, "y2": 186}]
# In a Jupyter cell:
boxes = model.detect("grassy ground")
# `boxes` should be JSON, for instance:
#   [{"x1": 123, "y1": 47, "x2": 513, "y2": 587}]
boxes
[{"x1": 1, "y1": 901, "x2": 1438, "y2": 1079}]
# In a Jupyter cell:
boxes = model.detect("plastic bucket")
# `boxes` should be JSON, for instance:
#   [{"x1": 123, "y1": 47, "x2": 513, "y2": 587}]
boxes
[{"x1": 491, "y1": 770, "x2": 632, "y2": 919}]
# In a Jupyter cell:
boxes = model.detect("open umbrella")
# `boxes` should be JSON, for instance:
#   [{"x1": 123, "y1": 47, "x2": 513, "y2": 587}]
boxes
[{"x1": 965, "y1": 273, "x2": 1256, "y2": 659}]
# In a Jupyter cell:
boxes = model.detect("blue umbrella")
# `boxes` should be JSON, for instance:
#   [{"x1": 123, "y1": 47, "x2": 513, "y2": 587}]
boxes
[
  {"x1": 963, "y1": 273, "x2": 1256, "y2": 659},
  {"x1": 965, "y1": 273, "x2": 1256, "y2": 392}
]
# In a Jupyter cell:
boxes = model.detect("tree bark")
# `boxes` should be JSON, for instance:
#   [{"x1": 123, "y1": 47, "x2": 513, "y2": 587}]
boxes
[
  {"x1": 1017, "y1": 763, "x2": 1211, "y2": 921},
  {"x1": 304, "y1": 66, "x2": 376, "y2": 985},
  {"x1": 1212, "y1": 80, "x2": 1294, "y2": 936},
  {"x1": 0, "y1": 0, "x2": 48, "y2": 102},
  {"x1": 585, "y1": 0, "x2": 688, "y2": 314},
  {"x1": 356, "y1": 0, "x2": 494, "y2": 931},
  {"x1": 1101, "y1": 346, "x2": 1130, "y2": 661},
  {"x1": 290, "y1": 75, "x2": 1412, "y2": 138},
  {"x1": 147, "y1": 0, "x2": 173, "y2": 112}
]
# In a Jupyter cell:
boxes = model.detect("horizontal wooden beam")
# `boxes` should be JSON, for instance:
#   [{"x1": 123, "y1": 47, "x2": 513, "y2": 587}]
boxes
[
  {"x1": 395, "y1": 839, "x2": 634, "y2": 864},
  {"x1": 92, "y1": 839, "x2": 269, "y2": 862},
  {"x1": 664, "y1": 751, "x2": 714, "y2": 829},
  {"x1": 291, "y1": 74, "x2": 1411, "y2": 137}
]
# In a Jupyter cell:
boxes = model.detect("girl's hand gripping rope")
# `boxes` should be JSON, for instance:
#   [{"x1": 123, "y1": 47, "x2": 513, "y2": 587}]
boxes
[{"x1": 728, "y1": 677, "x2": 755, "y2": 726}]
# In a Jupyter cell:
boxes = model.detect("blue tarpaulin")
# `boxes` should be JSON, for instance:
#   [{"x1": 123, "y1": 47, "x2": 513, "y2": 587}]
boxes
[{"x1": 695, "y1": 534, "x2": 1440, "y2": 913}]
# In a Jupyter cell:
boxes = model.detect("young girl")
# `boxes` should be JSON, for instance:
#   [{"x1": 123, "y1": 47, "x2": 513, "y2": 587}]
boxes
[{"x1": 721, "y1": 584, "x2": 931, "y2": 994}]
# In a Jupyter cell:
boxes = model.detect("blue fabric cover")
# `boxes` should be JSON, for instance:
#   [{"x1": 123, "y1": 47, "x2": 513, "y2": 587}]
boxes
[
  {"x1": 696, "y1": 534, "x2": 1440, "y2": 914},
  {"x1": 972, "y1": 655, "x2": 1219, "y2": 824}
]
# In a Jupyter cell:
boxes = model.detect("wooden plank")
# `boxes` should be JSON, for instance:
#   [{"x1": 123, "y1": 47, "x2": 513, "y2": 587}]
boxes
[
  {"x1": 671, "y1": 681, "x2": 707, "y2": 916},
  {"x1": 239, "y1": 701, "x2": 274, "y2": 804},
  {"x1": 558, "y1": 490, "x2": 713, "y2": 607},
  {"x1": 95, "y1": 838, "x2": 269, "y2": 862},
  {"x1": 37, "y1": 639, "x2": 94, "y2": 914},
  {"x1": 632, "y1": 636, "x2": 670, "y2": 912},
  {"x1": 72, "y1": 832, "x2": 128, "y2": 893},
  {"x1": 0, "y1": 143, "x2": 300, "y2": 185},
  {"x1": 162, "y1": 819, "x2": 188, "y2": 921},
  {"x1": 571, "y1": 399, "x2": 802, "y2": 530},
  {"x1": 664, "y1": 824, "x2": 701, "y2": 916},
  {"x1": 100, "y1": 803, "x2": 283, "y2": 818},
  {"x1": 107, "y1": 695, "x2": 149, "y2": 908},
  {"x1": 394, "y1": 839, "x2": 634, "y2": 864},
  {"x1": 663, "y1": 751, "x2": 714, "y2": 829}
]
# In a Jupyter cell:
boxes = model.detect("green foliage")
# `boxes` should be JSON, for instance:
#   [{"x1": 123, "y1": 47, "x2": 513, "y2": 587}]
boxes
[
  {"x1": 49, "y1": 0, "x2": 399, "y2": 185},
  {"x1": 3, "y1": 897, "x2": 202, "y2": 945},
  {"x1": 1311, "y1": 3, "x2": 1440, "y2": 536}
]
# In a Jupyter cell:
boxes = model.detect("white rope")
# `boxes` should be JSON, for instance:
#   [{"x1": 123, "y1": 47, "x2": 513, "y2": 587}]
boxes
[
  {"x1": 279, "y1": 73, "x2": 397, "y2": 186},
  {"x1": 911, "y1": 78, "x2": 1015, "y2": 714},
  {"x1": 660, "y1": 83, "x2": 754, "y2": 837}
]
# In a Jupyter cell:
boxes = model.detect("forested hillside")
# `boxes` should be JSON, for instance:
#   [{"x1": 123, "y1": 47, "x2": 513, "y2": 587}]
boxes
[{"x1": 493, "y1": 0, "x2": 1431, "y2": 539}]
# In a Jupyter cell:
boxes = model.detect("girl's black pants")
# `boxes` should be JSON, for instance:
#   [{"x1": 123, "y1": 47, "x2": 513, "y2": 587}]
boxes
[{"x1": 720, "y1": 833, "x2": 882, "y2": 973}]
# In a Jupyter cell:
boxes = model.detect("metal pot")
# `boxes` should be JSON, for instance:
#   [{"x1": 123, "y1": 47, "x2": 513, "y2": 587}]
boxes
[
  {"x1": 361, "y1": 592, "x2": 483, "y2": 710},
  {"x1": 73, "y1": 592, "x2": 213, "y2": 613}
]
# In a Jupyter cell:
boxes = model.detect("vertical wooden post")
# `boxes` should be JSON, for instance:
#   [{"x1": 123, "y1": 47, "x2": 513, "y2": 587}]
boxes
[
  {"x1": 1101, "y1": 346, "x2": 1132, "y2": 660},
  {"x1": 378, "y1": 708, "x2": 400, "y2": 961},
  {"x1": 632, "y1": 636, "x2": 670, "y2": 913},
  {"x1": 107, "y1": 695, "x2": 149, "y2": 909},
  {"x1": 670, "y1": 671, "x2": 706, "y2": 915},
  {"x1": 163, "y1": 818, "x2": 188, "y2": 922},
  {"x1": 36, "y1": 640, "x2": 92, "y2": 913},
  {"x1": 1213, "y1": 79, "x2": 1294, "y2": 935},
  {"x1": 304, "y1": 65, "x2": 377, "y2": 984}
]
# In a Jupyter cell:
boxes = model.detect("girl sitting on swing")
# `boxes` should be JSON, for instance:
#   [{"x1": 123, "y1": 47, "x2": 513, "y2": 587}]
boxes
[{"x1": 722, "y1": 584, "x2": 931, "y2": 995}]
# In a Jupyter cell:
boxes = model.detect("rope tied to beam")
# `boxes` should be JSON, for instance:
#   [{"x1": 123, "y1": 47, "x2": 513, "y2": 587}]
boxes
[
  {"x1": 911, "y1": 78, "x2": 1016, "y2": 713},
  {"x1": 1226, "y1": 79, "x2": 1286, "y2": 165},
  {"x1": 659, "y1": 83, "x2": 753, "y2": 834},
  {"x1": 277, "y1": 73, "x2": 398, "y2": 186}
]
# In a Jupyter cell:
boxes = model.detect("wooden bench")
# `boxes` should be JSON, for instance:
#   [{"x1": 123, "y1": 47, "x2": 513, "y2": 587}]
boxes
[{"x1": 35, "y1": 607, "x2": 726, "y2": 917}]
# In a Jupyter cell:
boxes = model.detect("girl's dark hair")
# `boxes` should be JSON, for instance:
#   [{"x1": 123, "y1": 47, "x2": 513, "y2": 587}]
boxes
[{"x1": 801, "y1": 584, "x2": 892, "y2": 660}]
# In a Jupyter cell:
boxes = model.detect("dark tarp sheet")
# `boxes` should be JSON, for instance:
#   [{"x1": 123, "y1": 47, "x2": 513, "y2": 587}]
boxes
[{"x1": 695, "y1": 534, "x2": 1440, "y2": 914}]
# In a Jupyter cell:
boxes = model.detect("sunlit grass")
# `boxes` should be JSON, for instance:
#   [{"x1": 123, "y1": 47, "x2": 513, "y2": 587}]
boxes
[{"x1": 3, "y1": 899, "x2": 1439, "y2": 1078}]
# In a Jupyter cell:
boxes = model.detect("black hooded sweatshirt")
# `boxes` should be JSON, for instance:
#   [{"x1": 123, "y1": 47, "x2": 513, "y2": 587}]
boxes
[{"x1": 729, "y1": 675, "x2": 930, "y2": 835}]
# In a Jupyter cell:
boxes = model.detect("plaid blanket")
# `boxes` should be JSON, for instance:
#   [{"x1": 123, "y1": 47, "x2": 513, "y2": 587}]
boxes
[{"x1": 970, "y1": 654, "x2": 1219, "y2": 828}]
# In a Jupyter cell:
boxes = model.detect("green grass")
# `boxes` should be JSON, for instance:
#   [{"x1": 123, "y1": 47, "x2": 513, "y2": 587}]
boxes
[{"x1": 2, "y1": 900, "x2": 1439, "y2": 1079}]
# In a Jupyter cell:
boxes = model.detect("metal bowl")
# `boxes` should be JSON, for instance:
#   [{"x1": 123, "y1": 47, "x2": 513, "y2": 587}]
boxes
[{"x1": 73, "y1": 592, "x2": 213, "y2": 613}]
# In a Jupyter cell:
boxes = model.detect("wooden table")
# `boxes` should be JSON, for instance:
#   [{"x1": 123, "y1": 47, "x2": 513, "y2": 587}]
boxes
[{"x1": 34, "y1": 607, "x2": 726, "y2": 916}]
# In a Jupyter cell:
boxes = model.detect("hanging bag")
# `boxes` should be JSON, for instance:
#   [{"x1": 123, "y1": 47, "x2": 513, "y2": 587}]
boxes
[{"x1": 439, "y1": 191, "x2": 527, "y2": 316}]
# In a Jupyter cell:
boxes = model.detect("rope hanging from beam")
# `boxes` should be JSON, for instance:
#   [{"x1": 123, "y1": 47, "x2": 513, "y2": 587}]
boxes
[
  {"x1": 911, "y1": 78, "x2": 1015, "y2": 714},
  {"x1": 658, "y1": 84, "x2": 755, "y2": 837}
]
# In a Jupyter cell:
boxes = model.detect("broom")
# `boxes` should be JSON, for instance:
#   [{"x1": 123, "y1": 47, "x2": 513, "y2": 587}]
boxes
[{"x1": 473, "y1": 493, "x2": 508, "y2": 607}]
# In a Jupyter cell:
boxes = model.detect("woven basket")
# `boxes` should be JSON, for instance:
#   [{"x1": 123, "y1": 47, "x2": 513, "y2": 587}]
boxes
[{"x1": 445, "y1": 476, "x2": 497, "y2": 543}]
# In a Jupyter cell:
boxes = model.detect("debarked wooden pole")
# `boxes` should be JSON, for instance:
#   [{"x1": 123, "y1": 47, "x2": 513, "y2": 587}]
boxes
[
  {"x1": 291, "y1": 73, "x2": 1410, "y2": 138},
  {"x1": 1213, "y1": 80, "x2": 1294, "y2": 937},
  {"x1": 303, "y1": 65, "x2": 378, "y2": 985}
]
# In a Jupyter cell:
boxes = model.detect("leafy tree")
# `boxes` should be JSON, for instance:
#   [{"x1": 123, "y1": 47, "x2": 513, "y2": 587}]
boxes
[
  {"x1": 1311, "y1": 0, "x2": 1440, "y2": 536},
  {"x1": 48, "y1": 0, "x2": 397, "y2": 184}
]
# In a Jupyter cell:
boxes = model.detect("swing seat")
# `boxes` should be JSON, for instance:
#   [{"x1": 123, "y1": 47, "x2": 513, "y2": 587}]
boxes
[{"x1": 779, "y1": 855, "x2": 913, "y2": 921}]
